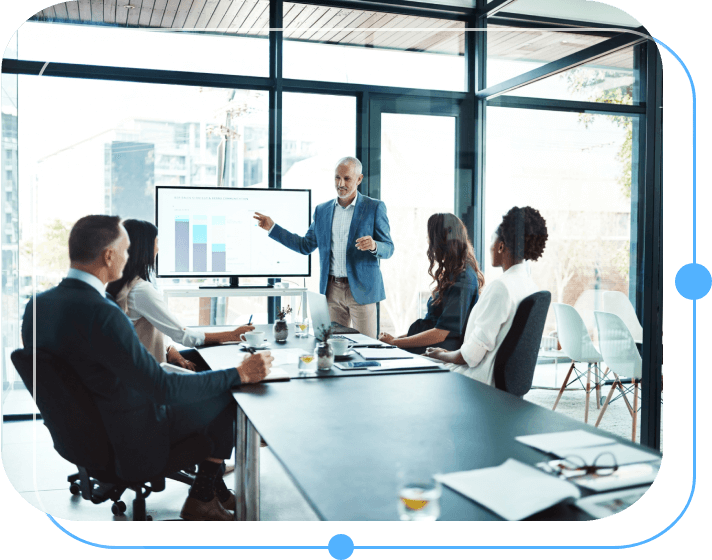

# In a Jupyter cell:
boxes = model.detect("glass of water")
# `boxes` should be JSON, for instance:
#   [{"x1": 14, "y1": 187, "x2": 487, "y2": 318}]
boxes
[
  {"x1": 396, "y1": 468, "x2": 442, "y2": 521},
  {"x1": 295, "y1": 318, "x2": 309, "y2": 338},
  {"x1": 297, "y1": 352, "x2": 316, "y2": 374}
]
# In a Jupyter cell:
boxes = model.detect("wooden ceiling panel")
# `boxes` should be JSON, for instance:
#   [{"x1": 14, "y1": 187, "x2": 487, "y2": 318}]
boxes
[
  {"x1": 27, "y1": 1, "x2": 629, "y2": 62},
  {"x1": 77, "y1": 0, "x2": 91, "y2": 21},
  {"x1": 65, "y1": 2, "x2": 81, "y2": 20},
  {"x1": 207, "y1": 0, "x2": 235, "y2": 29}
]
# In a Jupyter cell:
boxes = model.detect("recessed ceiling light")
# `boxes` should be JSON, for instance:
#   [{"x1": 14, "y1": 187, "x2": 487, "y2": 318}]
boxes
[{"x1": 125, "y1": 4, "x2": 135, "y2": 8}]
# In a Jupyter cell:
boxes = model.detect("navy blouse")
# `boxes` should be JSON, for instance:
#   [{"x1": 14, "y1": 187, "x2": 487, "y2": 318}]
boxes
[{"x1": 424, "y1": 266, "x2": 480, "y2": 344}]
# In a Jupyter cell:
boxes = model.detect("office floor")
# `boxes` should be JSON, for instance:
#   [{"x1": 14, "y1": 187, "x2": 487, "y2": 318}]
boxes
[{"x1": 2, "y1": 366, "x2": 660, "y2": 522}]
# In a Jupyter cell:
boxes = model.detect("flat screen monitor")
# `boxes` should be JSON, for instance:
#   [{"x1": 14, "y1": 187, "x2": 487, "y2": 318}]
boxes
[{"x1": 155, "y1": 186, "x2": 311, "y2": 279}]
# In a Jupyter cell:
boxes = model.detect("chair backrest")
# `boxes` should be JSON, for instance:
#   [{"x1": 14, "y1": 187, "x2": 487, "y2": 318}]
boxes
[
  {"x1": 594, "y1": 312, "x2": 642, "y2": 380},
  {"x1": 11, "y1": 348, "x2": 112, "y2": 471},
  {"x1": 603, "y1": 291, "x2": 643, "y2": 342},
  {"x1": 493, "y1": 291, "x2": 551, "y2": 397},
  {"x1": 553, "y1": 303, "x2": 602, "y2": 363}
]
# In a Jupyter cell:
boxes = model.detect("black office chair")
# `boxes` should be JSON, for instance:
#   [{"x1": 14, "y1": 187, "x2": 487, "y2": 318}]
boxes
[
  {"x1": 11, "y1": 348, "x2": 211, "y2": 521},
  {"x1": 493, "y1": 291, "x2": 552, "y2": 397}
]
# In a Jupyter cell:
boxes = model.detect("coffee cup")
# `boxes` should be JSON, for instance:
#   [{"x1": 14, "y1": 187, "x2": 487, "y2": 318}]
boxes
[
  {"x1": 240, "y1": 331, "x2": 265, "y2": 347},
  {"x1": 328, "y1": 338, "x2": 353, "y2": 356}
]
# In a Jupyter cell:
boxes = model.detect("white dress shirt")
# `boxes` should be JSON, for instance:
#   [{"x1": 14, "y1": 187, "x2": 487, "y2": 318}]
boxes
[
  {"x1": 66, "y1": 268, "x2": 106, "y2": 297},
  {"x1": 446, "y1": 262, "x2": 540, "y2": 386},
  {"x1": 123, "y1": 277, "x2": 206, "y2": 348}
]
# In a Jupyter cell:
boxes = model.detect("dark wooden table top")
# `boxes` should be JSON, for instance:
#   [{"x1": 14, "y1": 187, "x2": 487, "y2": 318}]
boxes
[{"x1": 233, "y1": 371, "x2": 660, "y2": 521}]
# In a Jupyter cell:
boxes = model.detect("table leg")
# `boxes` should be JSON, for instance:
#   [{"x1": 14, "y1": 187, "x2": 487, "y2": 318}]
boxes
[
  {"x1": 234, "y1": 405, "x2": 247, "y2": 521},
  {"x1": 245, "y1": 418, "x2": 261, "y2": 521}
]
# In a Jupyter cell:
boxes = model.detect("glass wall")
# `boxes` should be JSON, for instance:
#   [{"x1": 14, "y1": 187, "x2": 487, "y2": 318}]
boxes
[
  {"x1": 17, "y1": 8, "x2": 269, "y2": 76},
  {"x1": 1, "y1": 66, "x2": 19, "y2": 416},
  {"x1": 485, "y1": 106, "x2": 635, "y2": 340},
  {"x1": 378, "y1": 113, "x2": 456, "y2": 335},
  {"x1": 16, "y1": 75, "x2": 268, "y2": 327},
  {"x1": 280, "y1": 92, "x2": 357, "y2": 303}
]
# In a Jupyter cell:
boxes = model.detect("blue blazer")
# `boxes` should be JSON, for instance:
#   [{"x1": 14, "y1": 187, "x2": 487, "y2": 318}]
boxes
[
  {"x1": 269, "y1": 194, "x2": 394, "y2": 305},
  {"x1": 22, "y1": 278, "x2": 242, "y2": 481}
]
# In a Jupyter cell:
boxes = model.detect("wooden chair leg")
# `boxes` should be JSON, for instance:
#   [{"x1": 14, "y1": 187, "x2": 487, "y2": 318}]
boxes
[
  {"x1": 596, "y1": 382, "x2": 618, "y2": 427},
  {"x1": 553, "y1": 362, "x2": 575, "y2": 411},
  {"x1": 584, "y1": 365, "x2": 592, "y2": 424},
  {"x1": 595, "y1": 363, "x2": 602, "y2": 410}
]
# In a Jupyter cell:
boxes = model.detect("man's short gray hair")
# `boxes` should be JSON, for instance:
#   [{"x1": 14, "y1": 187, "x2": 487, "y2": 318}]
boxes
[{"x1": 335, "y1": 156, "x2": 362, "y2": 175}]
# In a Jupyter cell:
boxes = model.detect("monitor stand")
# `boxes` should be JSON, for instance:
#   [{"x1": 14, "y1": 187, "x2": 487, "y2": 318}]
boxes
[{"x1": 199, "y1": 276, "x2": 274, "y2": 289}]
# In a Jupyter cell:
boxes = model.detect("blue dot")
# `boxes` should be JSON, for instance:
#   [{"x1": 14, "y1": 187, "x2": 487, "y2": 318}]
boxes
[
  {"x1": 328, "y1": 534, "x2": 354, "y2": 560},
  {"x1": 676, "y1": 263, "x2": 712, "y2": 300}
]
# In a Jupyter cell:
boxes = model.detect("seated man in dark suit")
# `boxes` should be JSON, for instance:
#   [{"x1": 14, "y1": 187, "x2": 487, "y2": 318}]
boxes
[{"x1": 22, "y1": 215, "x2": 273, "y2": 521}]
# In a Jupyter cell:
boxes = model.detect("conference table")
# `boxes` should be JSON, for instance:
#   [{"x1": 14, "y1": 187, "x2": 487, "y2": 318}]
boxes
[{"x1": 215, "y1": 325, "x2": 660, "y2": 521}]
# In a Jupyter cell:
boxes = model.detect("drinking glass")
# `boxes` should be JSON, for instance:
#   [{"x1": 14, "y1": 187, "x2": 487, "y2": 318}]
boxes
[
  {"x1": 295, "y1": 318, "x2": 310, "y2": 338},
  {"x1": 396, "y1": 468, "x2": 442, "y2": 521},
  {"x1": 297, "y1": 352, "x2": 316, "y2": 374}
]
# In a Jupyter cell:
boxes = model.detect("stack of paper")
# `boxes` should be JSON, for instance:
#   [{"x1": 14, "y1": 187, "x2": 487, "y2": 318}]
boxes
[
  {"x1": 337, "y1": 334, "x2": 389, "y2": 347},
  {"x1": 436, "y1": 459, "x2": 580, "y2": 520},
  {"x1": 357, "y1": 347, "x2": 415, "y2": 360},
  {"x1": 516, "y1": 430, "x2": 660, "y2": 466}
]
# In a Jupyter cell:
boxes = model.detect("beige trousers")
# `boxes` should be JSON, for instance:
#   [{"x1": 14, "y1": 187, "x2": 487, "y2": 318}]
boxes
[{"x1": 326, "y1": 278, "x2": 377, "y2": 338}]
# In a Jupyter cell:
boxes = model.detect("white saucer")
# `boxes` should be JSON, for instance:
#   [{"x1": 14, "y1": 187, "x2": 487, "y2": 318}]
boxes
[
  {"x1": 334, "y1": 349, "x2": 355, "y2": 361},
  {"x1": 241, "y1": 342, "x2": 270, "y2": 350}
]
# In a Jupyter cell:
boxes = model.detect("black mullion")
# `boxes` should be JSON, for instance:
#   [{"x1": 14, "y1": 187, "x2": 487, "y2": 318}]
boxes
[
  {"x1": 481, "y1": 0, "x2": 518, "y2": 18},
  {"x1": 493, "y1": 11, "x2": 641, "y2": 33},
  {"x1": 268, "y1": 0, "x2": 284, "y2": 323},
  {"x1": 357, "y1": 91, "x2": 370, "y2": 196},
  {"x1": 639, "y1": 41, "x2": 663, "y2": 451},
  {"x1": 2, "y1": 59, "x2": 273, "y2": 90},
  {"x1": 472, "y1": 2, "x2": 486, "y2": 265},
  {"x1": 487, "y1": 95, "x2": 645, "y2": 115}
]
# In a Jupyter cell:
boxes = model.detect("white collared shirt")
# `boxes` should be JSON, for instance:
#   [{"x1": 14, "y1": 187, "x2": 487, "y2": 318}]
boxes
[
  {"x1": 122, "y1": 277, "x2": 206, "y2": 348},
  {"x1": 329, "y1": 192, "x2": 359, "y2": 277},
  {"x1": 66, "y1": 268, "x2": 106, "y2": 297},
  {"x1": 445, "y1": 262, "x2": 539, "y2": 386}
]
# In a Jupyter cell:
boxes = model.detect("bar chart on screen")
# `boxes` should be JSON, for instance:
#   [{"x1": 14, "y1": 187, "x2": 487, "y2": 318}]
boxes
[{"x1": 157, "y1": 186, "x2": 311, "y2": 278}]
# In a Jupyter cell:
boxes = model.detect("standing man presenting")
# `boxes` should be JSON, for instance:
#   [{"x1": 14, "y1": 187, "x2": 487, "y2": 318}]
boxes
[{"x1": 254, "y1": 157, "x2": 394, "y2": 338}]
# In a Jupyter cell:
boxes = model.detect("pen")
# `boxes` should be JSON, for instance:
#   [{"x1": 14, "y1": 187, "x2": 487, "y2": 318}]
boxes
[{"x1": 248, "y1": 314, "x2": 253, "y2": 325}]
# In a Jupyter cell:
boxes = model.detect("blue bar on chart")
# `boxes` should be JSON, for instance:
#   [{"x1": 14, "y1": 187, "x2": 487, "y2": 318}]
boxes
[
  {"x1": 212, "y1": 244, "x2": 226, "y2": 272},
  {"x1": 174, "y1": 216, "x2": 189, "y2": 272},
  {"x1": 192, "y1": 215, "x2": 208, "y2": 273},
  {"x1": 212, "y1": 216, "x2": 226, "y2": 272}
]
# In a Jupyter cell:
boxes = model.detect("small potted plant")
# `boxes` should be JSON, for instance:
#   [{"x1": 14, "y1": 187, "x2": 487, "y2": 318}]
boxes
[
  {"x1": 314, "y1": 324, "x2": 335, "y2": 370},
  {"x1": 273, "y1": 305, "x2": 292, "y2": 342}
]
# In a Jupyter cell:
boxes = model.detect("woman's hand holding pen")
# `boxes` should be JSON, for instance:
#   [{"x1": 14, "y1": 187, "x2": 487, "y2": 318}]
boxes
[{"x1": 230, "y1": 324, "x2": 255, "y2": 342}]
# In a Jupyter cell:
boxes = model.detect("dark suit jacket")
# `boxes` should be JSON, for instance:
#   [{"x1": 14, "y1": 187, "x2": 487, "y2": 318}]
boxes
[
  {"x1": 21, "y1": 278, "x2": 241, "y2": 481},
  {"x1": 269, "y1": 194, "x2": 394, "y2": 305}
]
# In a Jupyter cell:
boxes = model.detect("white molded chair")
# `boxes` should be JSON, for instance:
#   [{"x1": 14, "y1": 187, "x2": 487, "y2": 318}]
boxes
[
  {"x1": 552, "y1": 303, "x2": 607, "y2": 423},
  {"x1": 603, "y1": 291, "x2": 643, "y2": 344},
  {"x1": 594, "y1": 311, "x2": 642, "y2": 442}
]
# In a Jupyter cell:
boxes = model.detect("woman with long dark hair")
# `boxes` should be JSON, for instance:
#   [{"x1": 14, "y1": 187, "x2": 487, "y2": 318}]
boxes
[
  {"x1": 379, "y1": 213, "x2": 484, "y2": 354},
  {"x1": 107, "y1": 219, "x2": 254, "y2": 371},
  {"x1": 425, "y1": 206, "x2": 548, "y2": 386}
]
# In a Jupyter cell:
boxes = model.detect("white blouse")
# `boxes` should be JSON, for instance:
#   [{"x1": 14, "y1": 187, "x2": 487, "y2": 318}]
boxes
[
  {"x1": 445, "y1": 262, "x2": 540, "y2": 386},
  {"x1": 117, "y1": 277, "x2": 205, "y2": 363}
]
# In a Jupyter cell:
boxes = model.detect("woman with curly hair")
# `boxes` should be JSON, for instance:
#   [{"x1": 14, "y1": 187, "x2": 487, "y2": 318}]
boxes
[
  {"x1": 425, "y1": 206, "x2": 548, "y2": 385},
  {"x1": 379, "y1": 213, "x2": 484, "y2": 355}
]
